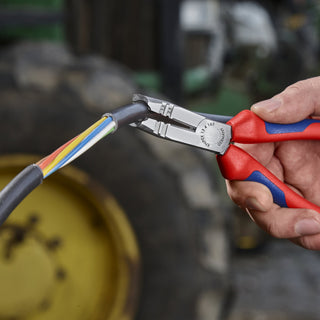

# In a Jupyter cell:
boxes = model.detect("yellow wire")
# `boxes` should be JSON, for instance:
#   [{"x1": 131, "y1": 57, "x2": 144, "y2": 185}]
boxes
[{"x1": 42, "y1": 117, "x2": 107, "y2": 176}]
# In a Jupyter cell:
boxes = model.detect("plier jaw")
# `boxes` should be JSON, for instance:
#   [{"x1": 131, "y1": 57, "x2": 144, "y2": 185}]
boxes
[{"x1": 132, "y1": 94, "x2": 232, "y2": 155}]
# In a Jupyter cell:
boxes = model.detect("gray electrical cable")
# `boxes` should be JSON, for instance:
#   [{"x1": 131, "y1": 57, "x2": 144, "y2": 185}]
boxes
[
  {"x1": 0, "y1": 102, "x2": 150, "y2": 226},
  {"x1": 107, "y1": 102, "x2": 149, "y2": 128},
  {"x1": 0, "y1": 164, "x2": 43, "y2": 226}
]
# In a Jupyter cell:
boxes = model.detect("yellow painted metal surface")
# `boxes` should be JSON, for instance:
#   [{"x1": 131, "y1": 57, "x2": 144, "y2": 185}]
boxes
[{"x1": 0, "y1": 155, "x2": 140, "y2": 320}]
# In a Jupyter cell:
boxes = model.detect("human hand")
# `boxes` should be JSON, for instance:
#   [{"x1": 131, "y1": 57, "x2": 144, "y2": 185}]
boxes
[{"x1": 226, "y1": 77, "x2": 320, "y2": 250}]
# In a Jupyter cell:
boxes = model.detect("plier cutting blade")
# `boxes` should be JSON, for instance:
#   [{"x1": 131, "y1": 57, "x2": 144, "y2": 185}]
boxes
[{"x1": 132, "y1": 94, "x2": 320, "y2": 213}]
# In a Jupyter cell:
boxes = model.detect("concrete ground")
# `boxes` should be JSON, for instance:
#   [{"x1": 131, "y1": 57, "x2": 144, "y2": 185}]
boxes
[{"x1": 228, "y1": 238, "x2": 320, "y2": 320}]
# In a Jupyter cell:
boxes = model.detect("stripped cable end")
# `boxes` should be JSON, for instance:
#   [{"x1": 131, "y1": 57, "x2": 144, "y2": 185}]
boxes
[{"x1": 0, "y1": 100, "x2": 149, "y2": 226}]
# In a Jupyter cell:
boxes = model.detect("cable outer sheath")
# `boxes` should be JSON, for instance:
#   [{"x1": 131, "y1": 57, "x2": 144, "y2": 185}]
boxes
[
  {"x1": 0, "y1": 164, "x2": 43, "y2": 226},
  {"x1": 106, "y1": 102, "x2": 149, "y2": 128}
]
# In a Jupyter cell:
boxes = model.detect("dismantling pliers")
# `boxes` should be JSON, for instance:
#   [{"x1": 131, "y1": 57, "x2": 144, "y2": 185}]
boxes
[
  {"x1": 1, "y1": 92, "x2": 320, "y2": 227},
  {"x1": 133, "y1": 94, "x2": 320, "y2": 213}
]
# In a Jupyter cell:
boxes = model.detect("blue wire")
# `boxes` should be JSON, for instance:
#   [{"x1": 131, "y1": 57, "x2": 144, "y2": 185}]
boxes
[{"x1": 44, "y1": 117, "x2": 113, "y2": 178}]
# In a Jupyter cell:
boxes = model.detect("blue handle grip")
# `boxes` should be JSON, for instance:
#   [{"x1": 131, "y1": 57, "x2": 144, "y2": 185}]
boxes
[
  {"x1": 245, "y1": 171, "x2": 288, "y2": 207},
  {"x1": 265, "y1": 119, "x2": 320, "y2": 134}
]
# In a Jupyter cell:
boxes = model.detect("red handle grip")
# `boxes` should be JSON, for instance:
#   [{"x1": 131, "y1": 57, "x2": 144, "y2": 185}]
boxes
[
  {"x1": 229, "y1": 110, "x2": 320, "y2": 143},
  {"x1": 217, "y1": 145, "x2": 320, "y2": 213}
]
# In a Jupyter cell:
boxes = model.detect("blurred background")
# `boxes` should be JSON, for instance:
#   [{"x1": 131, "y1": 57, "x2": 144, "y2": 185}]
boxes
[{"x1": 0, "y1": 0, "x2": 319, "y2": 319}]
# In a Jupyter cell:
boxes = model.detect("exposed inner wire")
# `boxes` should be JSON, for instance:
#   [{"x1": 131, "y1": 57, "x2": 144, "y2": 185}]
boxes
[{"x1": 38, "y1": 116, "x2": 116, "y2": 178}]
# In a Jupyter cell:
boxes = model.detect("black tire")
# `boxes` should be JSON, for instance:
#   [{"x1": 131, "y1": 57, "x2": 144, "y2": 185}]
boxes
[{"x1": 0, "y1": 43, "x2": 230, "y2": 320}]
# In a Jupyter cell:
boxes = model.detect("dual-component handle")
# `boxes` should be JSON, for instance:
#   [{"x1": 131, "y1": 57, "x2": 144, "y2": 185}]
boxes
[{"x1": 217, "y1": 110, "x2": 320, "y2": 213}]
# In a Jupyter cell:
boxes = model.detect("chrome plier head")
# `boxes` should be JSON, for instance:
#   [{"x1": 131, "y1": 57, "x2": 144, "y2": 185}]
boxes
[{"x1": 131, "y1": 94, "x2": 232, "y2": 155}]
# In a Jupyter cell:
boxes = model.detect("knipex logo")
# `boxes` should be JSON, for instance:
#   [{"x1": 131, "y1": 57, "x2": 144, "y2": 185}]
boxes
[
  {"x1": 200, "y1": 122, "x2": 214, "y2": 147},
  {"x1": 199, "y1": 122, "x2": 225, "y2": 148}
]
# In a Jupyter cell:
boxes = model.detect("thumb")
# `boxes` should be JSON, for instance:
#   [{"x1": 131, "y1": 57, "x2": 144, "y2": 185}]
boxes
[{"x1": 251, "y1": 77, "x2": 320, "y2": 123}]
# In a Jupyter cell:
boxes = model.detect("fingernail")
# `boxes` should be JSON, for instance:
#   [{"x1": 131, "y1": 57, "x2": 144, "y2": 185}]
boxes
[
  {"x1": 252, "y1": 98, "x2": 282, "y2": 112},
  {"x1": 245, "y1": 197, "x2": 266, "y2": 212},
  {"x1": 295, "y1": 219, "x2": 320, "y2": 236}
]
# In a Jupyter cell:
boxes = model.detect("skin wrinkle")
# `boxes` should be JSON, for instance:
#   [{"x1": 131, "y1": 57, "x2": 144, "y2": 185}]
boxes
[
  {"x1": 306, "y1": 77, "x2": 320, "y2": 115},
  {"x1": 267, "y1": 207, "x2": 294, "y2": 238},
  {"x1": 287, "y1": 79, "x2": 319, "y2": 116},
  {"x1": 265, "y1": 154, "x2": 283, "y2": 181},
  {"x1": 251, "y1": 206, "x2": 290, "y2": 239},
  {"x1": 248, "y1": 206, "x2": 320, "y2": 240},
  {"x1": 275, "y1": 141, "x2": 320, "y2": 204},
  {"x1": 303, "y1": 150, "x2": 320, "y2": 203},
  {"x1": 235, "y1": 142, "x2": 275, "y2": 166},
  {"x1": 292, "y1": 234, "x2": 320, "y2": 250},
  {"x1": 274, "y1": 142, "x2": 305, "y2": 196},
  {"x1": 269, "y1": 78, "x2": 320, "y2": 123},
  {"x1": 234, "y1": 140, "x2": 320, "y2": 209}
]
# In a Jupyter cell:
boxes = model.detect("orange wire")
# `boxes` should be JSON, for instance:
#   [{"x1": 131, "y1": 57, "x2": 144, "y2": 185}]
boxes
[{"x1": 37, "y1": 136, "x2": 78, "y2": 171}]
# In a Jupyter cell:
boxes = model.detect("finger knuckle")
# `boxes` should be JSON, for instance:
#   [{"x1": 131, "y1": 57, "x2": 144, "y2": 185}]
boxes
[
  {"x1": 265, "y1": 219, "x2": 285, "y2": 239},
  {"x1": 283, "y1": 81, "x2": 304, "y2": 97},
  {"x1": 228, "y1": 190, "x2": 242, "y2": 207},
  {"x1": 226, "y1": 182, "x2": 242, "y2": 205},
  {"x1": 281, "y1": 78, "x2": 320, "y2": 101},
  {"x1": 296, "y1": 236, "x2": 319, "y2": 250}
]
